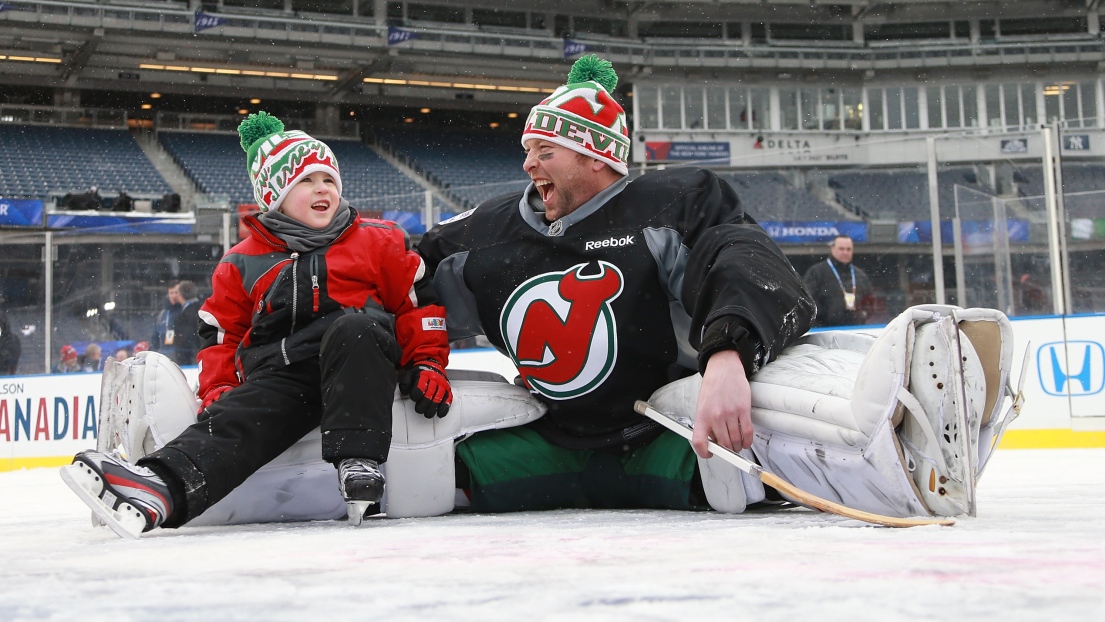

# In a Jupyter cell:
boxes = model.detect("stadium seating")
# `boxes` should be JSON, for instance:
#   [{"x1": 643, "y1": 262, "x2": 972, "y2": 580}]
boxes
[
  {"x1": 376, "y1": 127, "x2": 530, "y2": 209},
  {"x1": 828, "y1": 168, "x2": 989, "y2": 220},
  {"x1": 720, "y1": 172, "x2": 843, "y2": 222},
  {"x1": 1012, "y1": 164, "x2": 1105, "y2": 219},
  {"x1": 0, "y1": 125, "x2": 171, "y2": 199},
  {"x1": 158, "y1": 131, "x2": 448, "y2": 228}
]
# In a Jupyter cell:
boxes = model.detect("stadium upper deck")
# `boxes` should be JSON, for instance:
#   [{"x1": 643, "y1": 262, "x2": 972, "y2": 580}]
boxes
[{"x1": 1, "y1": 0, "x2": 1102, "y2": 117}]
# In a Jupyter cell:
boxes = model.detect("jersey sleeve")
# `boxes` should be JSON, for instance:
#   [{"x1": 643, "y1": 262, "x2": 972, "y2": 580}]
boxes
[
  {"x1": 415, "y1": 215, "x2": 486, "y2": 343},
  {"x1": 374, "y1": 224, "x2": 450, "y2": 368},
  {"x1": 196, "y1": 259, "x2": 253, "y2": 404},
  {"x1": 678, "y1": 170, "x2": 816, "y2": 375}
]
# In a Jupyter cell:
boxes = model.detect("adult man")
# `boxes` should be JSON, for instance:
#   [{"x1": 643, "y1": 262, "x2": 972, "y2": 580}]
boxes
[
  {"x1": 151, "y1": 284, "x2": 182, "y2": 359},
  {"x1": 171, "y1": 280, "x2": 201, "y2": 366},
  {"x1": 417, "y1": 56, "x2": 816, "y2": 512},
  {"x1": 81, "y1": 343, "x2": 103, "y2": 372},
  {"x1": 803, "y1": 235, "x2": 873, "y2": 327},
  {"x1": 0, "y1": 308, "x2": 20, "y2": 375}
]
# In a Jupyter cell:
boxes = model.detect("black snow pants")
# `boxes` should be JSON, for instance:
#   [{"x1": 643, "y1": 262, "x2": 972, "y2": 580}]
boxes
[{"x1": 140, "y1": 313, "x2": 401, "y2": 527}]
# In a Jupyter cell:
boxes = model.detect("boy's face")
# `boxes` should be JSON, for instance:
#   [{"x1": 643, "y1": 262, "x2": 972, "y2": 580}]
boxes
[{"x1": 280, "y1": 172, "x2": 341, "y2": 229}]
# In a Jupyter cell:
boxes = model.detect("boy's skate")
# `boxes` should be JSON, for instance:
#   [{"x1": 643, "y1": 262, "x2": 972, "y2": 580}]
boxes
[
  {"x1": 60, "y1": 451, "x2": 174, "y2": 540},
  {"x1": 338, "y1": 458, "x2": 385, "y2": 526}
]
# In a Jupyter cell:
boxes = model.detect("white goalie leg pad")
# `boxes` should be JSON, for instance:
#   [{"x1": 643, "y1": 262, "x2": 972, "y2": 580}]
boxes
[
  {"x1": 383, "y1": 376, "x2": 547, "y2": 518},
  {"x1": 744, "y1": 329, "x2": 934, "y2": 517},
  {"x1": 98, "y1": 351, "x2": 200, "y2": 461},
  {"x1": 97, "y1": 352, "x2": 346, "y2": 525},
  {"x1": 647, "y1": 376, "x2": 766, "y2": 514},
  {"x1": 952, "y1": 307, "x2": 1016, "y2": 477},
  {"x1": 749, "y1": 305, "x2": 1014, "y2": 518},
  {"x1": 898, "y1": 315, "x2": 986, "y2": 516},
  {"x1": 896, "y1": 305, "x2": 1015, "y2": 515},
  {"x1": 105, "y1": 356, "x2": 546, "y2": 523}
]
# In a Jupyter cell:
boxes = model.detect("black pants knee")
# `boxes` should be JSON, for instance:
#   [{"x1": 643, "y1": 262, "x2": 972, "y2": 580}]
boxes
[{"x1": 140, "y1": 313, "x2": 400, "y2": 526}]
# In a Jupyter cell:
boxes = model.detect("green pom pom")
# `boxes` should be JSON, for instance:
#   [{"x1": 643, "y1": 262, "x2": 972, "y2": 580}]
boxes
[
  {"x1": 567, "y1": 54, "x2": 617, "y2": 93},
  {"x1": 238, "y1": 111, "x2": 284, "y2": 152}
]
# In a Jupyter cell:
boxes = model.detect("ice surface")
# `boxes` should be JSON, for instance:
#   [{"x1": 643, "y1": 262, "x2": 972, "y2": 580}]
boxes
[{"x1": 1, "y1": 449, "x2": 1103, "y2": 621}]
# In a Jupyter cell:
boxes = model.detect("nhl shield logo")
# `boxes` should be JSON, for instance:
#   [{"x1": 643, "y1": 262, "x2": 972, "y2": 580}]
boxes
[{"x1": 499, "y1": 261, "x2": 624, "y2": 400}]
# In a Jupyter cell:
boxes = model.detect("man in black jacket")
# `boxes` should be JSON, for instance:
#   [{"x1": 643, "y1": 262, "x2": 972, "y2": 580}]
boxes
[
  {"x1": 0, "y1": 309, "x2": 20, "y2": 376},
  {"x1": 803, "y1": 235, "x2": 873, "y2": 327},
  {"x1": 171, "y1": 280, "x2": 201, "y2": 366},
  {"x1": 418, "y1": 56, "x2": 815, "y2": 513}
]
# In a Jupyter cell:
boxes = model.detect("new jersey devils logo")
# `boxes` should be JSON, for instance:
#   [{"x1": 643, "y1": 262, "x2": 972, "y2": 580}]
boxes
[{"x1": 500, "y1": 261, "x2": 624, "y2": 400}]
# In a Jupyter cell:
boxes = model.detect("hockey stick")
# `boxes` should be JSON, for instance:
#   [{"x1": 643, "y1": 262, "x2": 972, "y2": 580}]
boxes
[{"x1": 634, "y1": 401, "x2": 955, "y2": 528}]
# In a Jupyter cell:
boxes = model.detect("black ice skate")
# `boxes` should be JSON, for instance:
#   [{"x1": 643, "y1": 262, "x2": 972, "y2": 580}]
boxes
[
  {"x1": 60, "y1": 451, "x2": 173, "y2": 540},
  {"x1": 338, "y1": 458, "x2": 385, "y2": 526}
]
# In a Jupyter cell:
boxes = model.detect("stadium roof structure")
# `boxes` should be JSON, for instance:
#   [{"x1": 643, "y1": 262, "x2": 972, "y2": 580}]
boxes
[{"x1": 0, "y1": 0, "x2": 1101, "y2": 112}]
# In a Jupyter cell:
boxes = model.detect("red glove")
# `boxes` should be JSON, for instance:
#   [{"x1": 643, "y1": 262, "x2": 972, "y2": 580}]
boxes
[
  {"x1": 401, "y1": 360, "x2": 452, "y2": 418},
  {"x1": 198, "y1": 385, "x2": 234, "y2": 420}
]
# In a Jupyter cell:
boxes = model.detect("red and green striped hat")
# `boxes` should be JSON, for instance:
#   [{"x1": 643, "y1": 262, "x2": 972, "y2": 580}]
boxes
[
  {"x1": 522, "y1": 55, "x2": 629, "y2": 176},
  {"x1": 238, "y1": 112, "x2": 342, "y2": 213}
]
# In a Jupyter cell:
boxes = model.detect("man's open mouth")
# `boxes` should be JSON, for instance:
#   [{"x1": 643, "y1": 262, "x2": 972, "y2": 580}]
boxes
[{"x1": 535, "y1": 179, "x2": 554, "y2": 203}]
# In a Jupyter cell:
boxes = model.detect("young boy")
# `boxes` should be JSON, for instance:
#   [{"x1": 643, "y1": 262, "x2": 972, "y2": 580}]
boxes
[{"x1": 61, "y1": 113, "x2": 452, "y2": 538}]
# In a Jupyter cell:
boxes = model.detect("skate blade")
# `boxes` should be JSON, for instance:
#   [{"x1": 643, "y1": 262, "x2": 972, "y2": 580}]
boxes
[
  {"x1": 60, "y1": 463, "x2": 145, "y2": 540},
  {"x1": 346, "y1": 501, "x2": 371, "y2": 526}
]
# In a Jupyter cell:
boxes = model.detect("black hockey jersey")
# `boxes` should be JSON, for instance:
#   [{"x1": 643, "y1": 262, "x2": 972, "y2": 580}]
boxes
[{"x1": 418, "y1": 167, "x2": 814, "y2": 446}]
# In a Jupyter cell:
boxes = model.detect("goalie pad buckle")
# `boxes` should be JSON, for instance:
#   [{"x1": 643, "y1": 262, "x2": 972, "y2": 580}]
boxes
[{"x1": 897, "y1": 313, "x2": 986, "y2": 517}]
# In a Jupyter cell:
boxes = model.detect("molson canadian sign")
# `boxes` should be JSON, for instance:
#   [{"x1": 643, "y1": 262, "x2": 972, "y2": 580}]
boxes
[{"x1": 0, "y1": 368, "x2": 200, "y2": 471}]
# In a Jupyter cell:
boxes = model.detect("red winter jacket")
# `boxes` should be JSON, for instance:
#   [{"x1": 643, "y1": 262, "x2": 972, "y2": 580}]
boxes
[{"x1": 195, "y1": 207, "x2": 449, "y2": 408}]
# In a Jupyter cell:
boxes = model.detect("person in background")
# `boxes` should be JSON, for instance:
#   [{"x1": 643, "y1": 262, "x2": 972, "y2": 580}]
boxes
[
  {"x1": 114, "y1": 348, "x2": 130, "y2": 361},
  {"x1": 802, "y1": 235, "x2": 873, "y2": 328},
  {"x1": 54, "y1": 345, "x2": 81, "y2": 373},
  {"x1": 134, "y1": 341, "x2": 150, "y2": 354},
  {"x1": 172, "y1": 280, "x2": 201, "y2": 366},
  {"x1": 81, "y1": 343, "x2": 103, "y2": 372},
  {"x1": 0, "y1": 308, "x2": 20, "y2": 376},
  {"x1": 152, "y1": 284, "x2": 182, "y2": 360}
]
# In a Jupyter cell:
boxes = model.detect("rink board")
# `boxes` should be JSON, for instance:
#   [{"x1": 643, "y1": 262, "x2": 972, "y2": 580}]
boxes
[{"x1": 3, "y1": 318, "x2": 1105, "y2": 472}]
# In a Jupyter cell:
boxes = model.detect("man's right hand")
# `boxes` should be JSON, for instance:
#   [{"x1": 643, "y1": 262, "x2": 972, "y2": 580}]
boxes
[{"x1": 692, "y1": 350, "x2": 753, "y2": 458}]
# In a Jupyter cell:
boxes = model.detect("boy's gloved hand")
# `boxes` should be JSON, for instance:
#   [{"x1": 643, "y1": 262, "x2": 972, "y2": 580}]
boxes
[
  {"x1": 400, "y1": 360, "x2": 452, "y2": 418},
  {"x1": 198, "y1": 385, "x2": 233, "y2": 421}
]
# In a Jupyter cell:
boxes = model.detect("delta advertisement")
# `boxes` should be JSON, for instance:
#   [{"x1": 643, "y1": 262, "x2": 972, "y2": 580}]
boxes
[{"x1": 761, "y1": 221, "x2": 867, "y2": 244}]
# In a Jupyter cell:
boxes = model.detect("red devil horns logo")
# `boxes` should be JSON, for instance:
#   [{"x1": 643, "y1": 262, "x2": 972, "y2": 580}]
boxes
[{"x1": 501, "y1": 261, "x2": 624, "y2": 399}]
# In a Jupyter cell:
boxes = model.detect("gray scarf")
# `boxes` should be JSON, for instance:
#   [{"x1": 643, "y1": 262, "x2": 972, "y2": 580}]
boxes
[{"x1": 260, "y1": 201, "x2": 354, "y2": 252}]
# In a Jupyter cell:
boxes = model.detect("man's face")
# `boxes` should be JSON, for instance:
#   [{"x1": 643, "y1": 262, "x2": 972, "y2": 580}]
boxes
[
  {"x1": 168, "y1": 287, "x2": 181, "y2": 305},
  {"x1": 830, "y1": 238, "x2": 854, "y2": 264},
  {"x1": 523, "y1": 140, "x2": 596, "y2": 221}
]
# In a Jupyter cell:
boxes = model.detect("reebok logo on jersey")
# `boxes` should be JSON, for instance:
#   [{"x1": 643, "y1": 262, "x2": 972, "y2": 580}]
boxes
[{"x1": 584, "y1": 235, "x2": 635, "y2": 251}]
